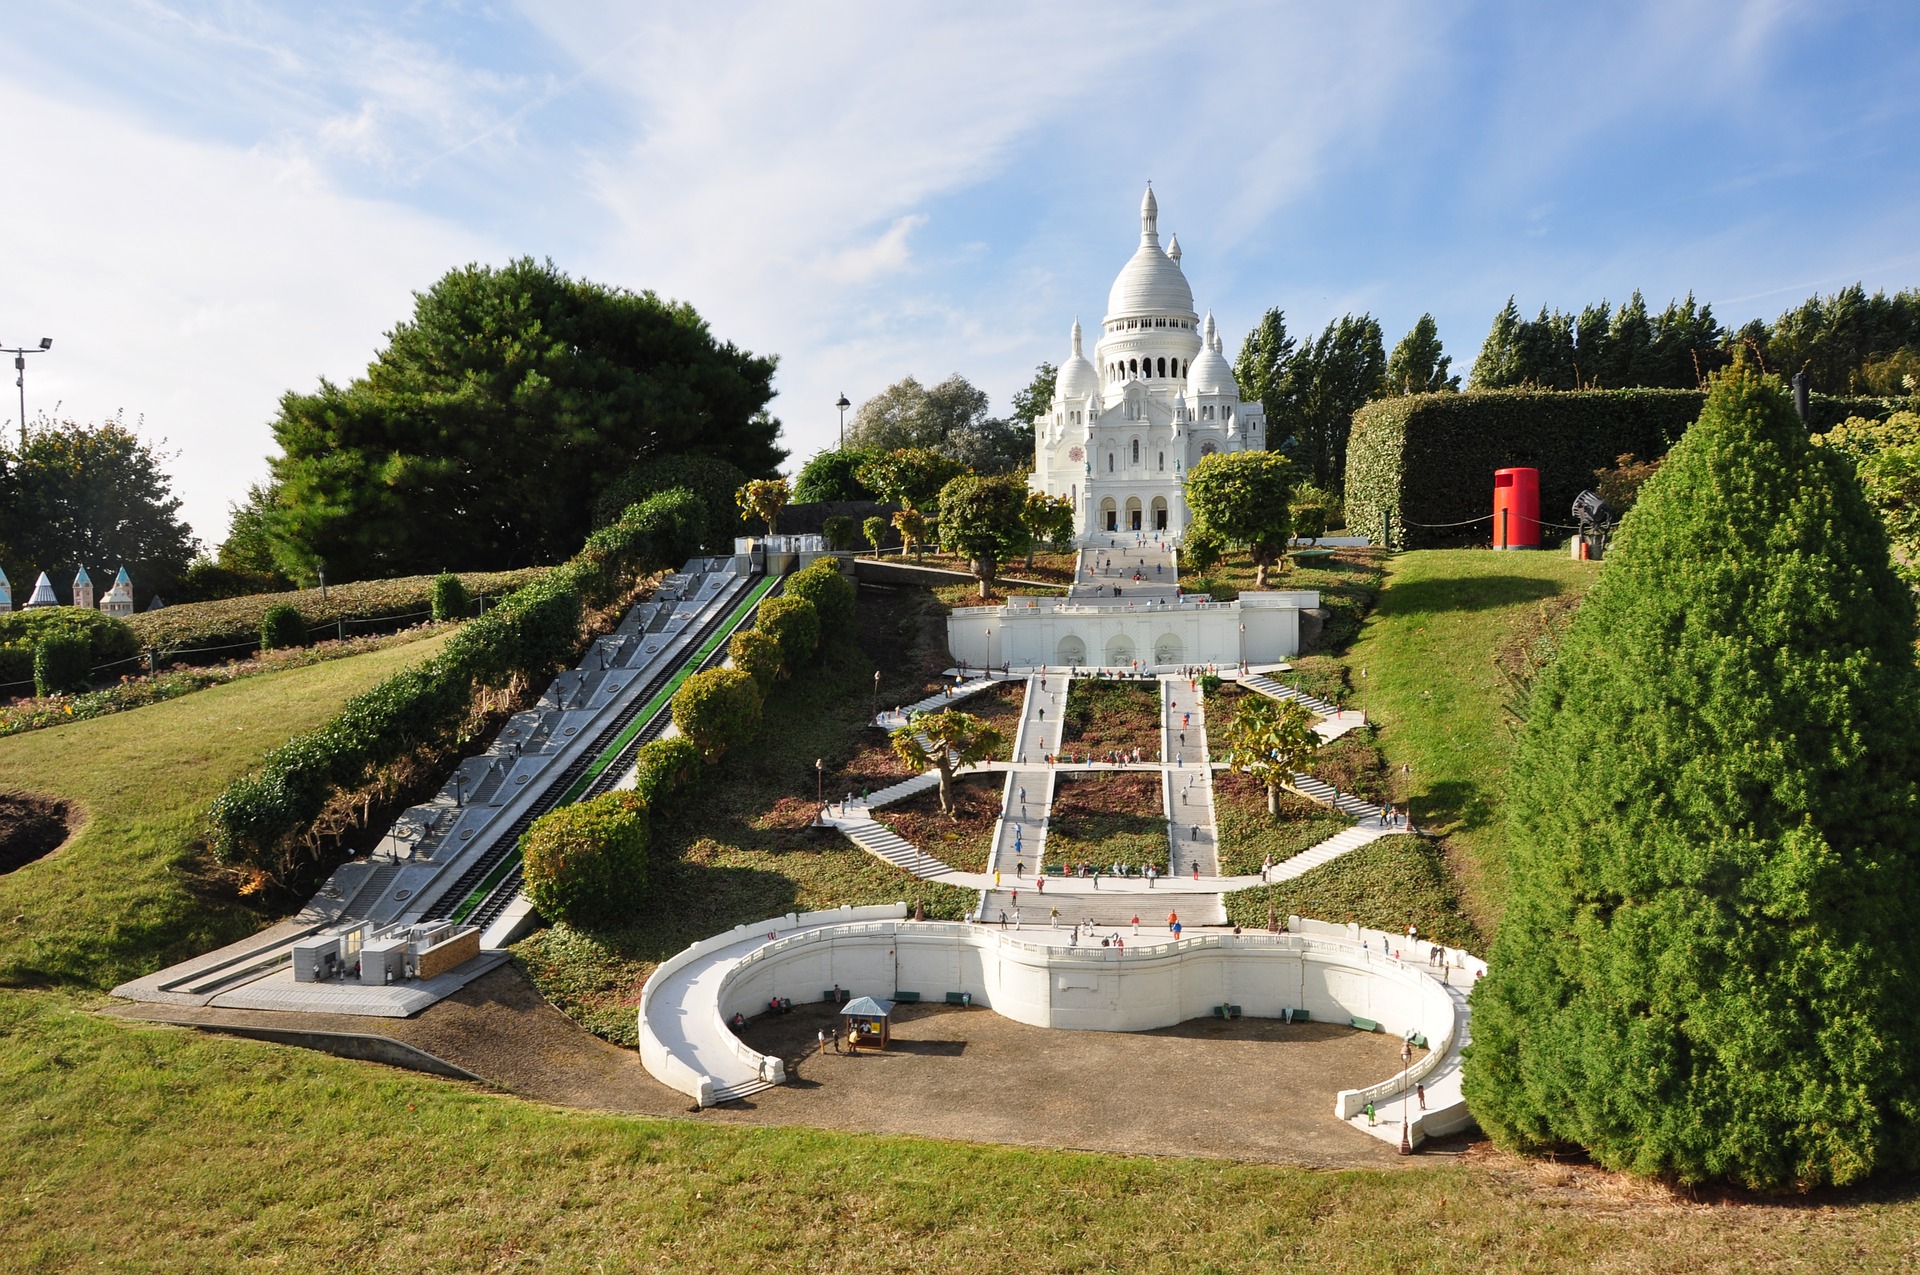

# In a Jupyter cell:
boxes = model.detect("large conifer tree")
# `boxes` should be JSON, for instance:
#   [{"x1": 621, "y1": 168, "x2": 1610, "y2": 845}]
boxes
[{"x1": 1464, "y1": 357, "x2": 1920, "y2": 1188}]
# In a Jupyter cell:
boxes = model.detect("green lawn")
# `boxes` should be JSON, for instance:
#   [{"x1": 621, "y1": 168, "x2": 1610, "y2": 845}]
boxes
[
  {"x1": 0, "y1": 633, "x2": 451, "y2": 993},
  {"x1": 1343, "y1": 549, "x2": 1599, "y2": 934},
  {"x1": 6, "y1": 566, "x2": 1920, "y2": 1268},
  {"x1": 1224, "y1": 834, "x2": 1483, "y2": 950}
]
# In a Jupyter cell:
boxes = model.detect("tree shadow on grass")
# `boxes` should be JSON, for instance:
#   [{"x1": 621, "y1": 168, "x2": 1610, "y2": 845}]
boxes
[
  {"x1": 1415, "y1": 778, "x2": 1499, "y2": 840},
  {"x1": 1374, "y1": 575, "x2": 1564, "y2": 618}
]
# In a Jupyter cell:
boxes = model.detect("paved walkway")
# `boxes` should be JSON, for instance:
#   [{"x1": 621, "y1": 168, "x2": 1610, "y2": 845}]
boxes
[
  {"x1": 1073, "y1": 536, "x2": 1180, "y2": 605},
  {"x1": 1162, "y1": 675, "x2": 1216, "y2": 879},
  {"x1": 874, "y1": 674, "x2": 1004, "y2": 729}
]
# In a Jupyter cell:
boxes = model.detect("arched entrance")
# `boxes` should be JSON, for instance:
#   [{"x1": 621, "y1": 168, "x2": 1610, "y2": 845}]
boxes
[
  {"x1": 1100, "y1": 497, "x2": 1118, "y2": 532},
  {"x1": 1153, "y1": 632, "x2": 1184, "y2": 666},
  {"x1": 1055, "y1": 634, "x2": 1086, "y2": 667},
  {"x1": 1125, "y1": 496, "x2": 1143, "y2": 531},
  {"x1": 1151, "y1": 496, "x2": 1168, "y2": 531},
  {"x1": 1104, "y1": 633, "x2": 1136, "y2": 667}
]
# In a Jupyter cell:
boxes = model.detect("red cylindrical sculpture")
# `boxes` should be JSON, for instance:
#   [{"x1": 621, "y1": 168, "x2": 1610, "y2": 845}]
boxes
[{"x1": 1492, "y1": 467, "x2": 1540, "y2": 550}]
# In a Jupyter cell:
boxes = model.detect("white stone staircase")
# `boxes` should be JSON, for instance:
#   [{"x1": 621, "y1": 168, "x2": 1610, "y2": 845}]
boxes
[
  {"x1": 1240, "y1": 674, "x2": 1342, "y2": 719},
  {"x1": 863, "y1": 770, "x2": 942, "y2": 809},
  {"x1": 1288, "y1": 773, "x2": 1388, "y2": 821},
  {"x1": 1266, "y1": 824, "x2": 1398, "y2": 882},
  {"x1": 834, "y1": 814, "x2": 957, "y2": 877}
]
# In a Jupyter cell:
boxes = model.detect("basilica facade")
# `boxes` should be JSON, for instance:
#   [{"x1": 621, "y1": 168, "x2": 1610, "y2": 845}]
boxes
[{"x1": 1031, "y1": 185, "x2": 1266, "y2": 538}]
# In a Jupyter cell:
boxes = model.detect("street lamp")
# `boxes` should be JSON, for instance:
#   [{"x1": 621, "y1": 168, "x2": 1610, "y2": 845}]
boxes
[
  {"x1": 816, "y1": 757, "x2": 825, "y2": 807},
  {"x1": 4, "y1": 336, "x2": 51, "y2": 450},
  {"x1": 836, "y1": 393, "x2": 851, "y2": 450},
  {"x1": 871, "y1": 669, "x2": 881, "y2": 723}
]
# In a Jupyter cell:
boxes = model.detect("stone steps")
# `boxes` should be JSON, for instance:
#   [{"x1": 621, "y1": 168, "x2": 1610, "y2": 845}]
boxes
[
  {"x1": 1288, "y1": 773, "x2": 1387, "y2": 821},
  {"x1": 863, "y1": 770, "x2": 942, "y2": 809},
  {"x1": 836, "y1": 815, "x2": 955, "y2": 878},
  {"x1": 977, "y1": 890, "x2": 1225, "y2": 928},
  {"x1": 1266, "y1": 825, "x2": 1397, "y2": 882},
  {"x1": 1240, "y1": 674, "x2": 1344, "y2": 721}
]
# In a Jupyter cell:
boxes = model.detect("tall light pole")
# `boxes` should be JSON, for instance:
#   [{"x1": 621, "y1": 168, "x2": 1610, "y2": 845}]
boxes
[
  {"x1": 836, "y1": 393, "x2": 851, "y2": 450},
  {"x1": 4, "y1": 337, "x2": 51, "y2": 450}
]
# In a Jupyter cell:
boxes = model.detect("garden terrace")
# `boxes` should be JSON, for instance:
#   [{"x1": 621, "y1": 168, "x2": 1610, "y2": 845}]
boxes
[
  {"x1": 1061, "y1": 678, "x2": 1161, "y2": 760},
  {"x1": 1045, "y1": 770, "x2": 1166, "y2": 869},
  {"x1": 871, "y1": 775, "x2": 998, "y2": 875},
  {"x1": 1224, "y1": 834, "x2": 1482, "y2": 951},
  {"x1": 1212, "y1": 773, "x2": 1353, "y2": 877}
]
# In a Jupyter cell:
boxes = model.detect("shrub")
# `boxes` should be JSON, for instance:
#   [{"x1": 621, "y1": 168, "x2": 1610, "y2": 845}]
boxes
[
  {"x1": 728, "y1": 627, "x2": 782, "y2": 692},
  {"x1": 783, "y1": 558, "x2": 856, "y2": 642},
  {"x1": 821, "y1": 515, "x2": 859, "y2": 550},
  {"x1": 1464, "y1": 359, "x2": 1920, "y2": 1188},
  {"x1": 0, "y1": 644, "x2": 33, "y2": 694},
  {"x1": 0, "y1": 608, "x2": 139, "y2": 668},
  {"x1": 862, "y1": 515, "x2": 888, "y2": 553},
  {"x1": 33, "y1": 634, "x2": 92, "y2": 696},
  {"x1": 754, "y1": 594, "x2": 820, "y2": 671},
  {"x1": 592, "y1": 453, "x2": 750, "y2": 548},
  {"x1": 520, "y1": 790, "x2": 650, "y2": 929},
  {"x1": 670, "y1": 666, "x2": 762, "y2": 761},
  {"x1": 631, "y1": 736, "x2": 700, "y2": 808},
  {"x1": 1344, "y1": 389, "x2": 1898, "y2": 549},
  {"x1": 174, "y1": 559, "x2": 290, "y2": 602},
  {"x1": 259, "y1": 604, "x2": 308, "y2": 651},
  {"x1": 429, "y1": 572, "x2": 470, "y2": 622}
]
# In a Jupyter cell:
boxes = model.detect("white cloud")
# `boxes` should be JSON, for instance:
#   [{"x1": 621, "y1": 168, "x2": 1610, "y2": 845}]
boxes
[{"x1": 0, "y1": 75, "x2": 496, "y2": 544}]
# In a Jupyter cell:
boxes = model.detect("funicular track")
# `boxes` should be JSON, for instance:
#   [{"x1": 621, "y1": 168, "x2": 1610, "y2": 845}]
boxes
[{"x1": 428, "y1": 571, "x2": 783, "y2": 930}]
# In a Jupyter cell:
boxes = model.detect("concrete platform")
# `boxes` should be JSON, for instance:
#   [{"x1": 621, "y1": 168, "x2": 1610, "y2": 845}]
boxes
[{"x1": 204, "y1": 950, "x2": 513, "y2": 1017}]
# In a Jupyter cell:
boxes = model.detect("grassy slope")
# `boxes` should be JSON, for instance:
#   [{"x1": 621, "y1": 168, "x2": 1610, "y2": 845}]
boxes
[
  {"x1": 0, "y1": 634, "x2": 450, "y2": 992},
  {"x1": 1343, "y1": 550, "x2": 1599, "y2": 934}
]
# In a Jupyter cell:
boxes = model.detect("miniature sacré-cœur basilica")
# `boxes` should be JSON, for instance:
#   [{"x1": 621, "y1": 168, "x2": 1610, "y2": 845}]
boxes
[{"x1": 1030, "y1": 183, "x2": 1265, "y2": 538}]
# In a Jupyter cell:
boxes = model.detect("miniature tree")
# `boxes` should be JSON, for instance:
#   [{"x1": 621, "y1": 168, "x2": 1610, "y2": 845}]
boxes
[
  {"x1": 1021, "y1": 490, "x2": 1075, "y2": 570},
  {"x1": 889, "y1": 709, "x2": 1004, "y2": 814},
  {"x1": 735, "y1": 476, "x2": 790, "y2": 536},
  {"x1": 1221, "y1": 693, "x2": 1321, "y2": 815},
  {"x1": 862, "y1": 515, "x2": 888, "y2": 555},
  {"x1": 521, "y1": 790, "x2": 649, "y2": 929},
  {"x1": 855, "y1": 447, "x2": 964, "y2": 515},
  {"x1": 784, "y1": 558, "x2": 856, "y2": 642},
  {"x1": 728, "y1": 627, "x2": 782, "y2": 691},
  {"x1": 936, "y1": 474, "x2": 1030, "y2": 599},
  {"x1": 891, "y1": 506, "x2": 929, "y2": 557},
  {"x1": 1183, "y1": 450, "x2": 1297, "y2": 587},
  {"x1": 1465, "y1": 357, "x2": 1920, "y2": 1189},
  {"x1": 670, "y1": 666, "x2": 763, "y2": 761},
  {"x1": 755, "y1": 594, "x2": 820, "y2": 671}
]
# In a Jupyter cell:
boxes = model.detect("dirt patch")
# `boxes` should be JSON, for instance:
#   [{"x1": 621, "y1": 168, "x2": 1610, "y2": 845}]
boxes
[
  {"x1": 0, "y1": 791, "x2": 77, "y2": 875},
  {"x1": 1062, "y1": 678, "x2": 1161, "y2": 760},
  {"x1": 873, "y1": 775, "x2": 999, "y2": 873},
  {"x1": 1049, "y1": 771, "x2": 1166, "y2": 869}
]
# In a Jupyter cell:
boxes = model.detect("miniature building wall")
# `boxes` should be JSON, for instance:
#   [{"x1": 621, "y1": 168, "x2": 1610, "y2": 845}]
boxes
[{"x1": 414, "y1": 929, "x2": 481, "y2": 980}]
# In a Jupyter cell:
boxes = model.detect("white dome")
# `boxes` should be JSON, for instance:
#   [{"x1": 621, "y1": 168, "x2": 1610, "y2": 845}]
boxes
[
  {"x1": 1055, "y1": 318, "x2": 1099, "y2": 402},
  {"x1": 1188, "y1": 312, "x2": 1238, "y2": 396},
  {"x1": 1105, "y1": 184, "x2": 1194, "y2": 319}
]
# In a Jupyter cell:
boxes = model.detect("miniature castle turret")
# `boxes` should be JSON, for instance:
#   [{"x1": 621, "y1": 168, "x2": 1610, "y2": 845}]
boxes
[
  {"x1": 72, "y1": 566, "x2": 95, "y2": 611},
  {"x1": 25, "y1": 572, "x2": 58, "y2": 608},
  {"x1": 101, "y1": 567, "x2": 134, "y2": 618}
]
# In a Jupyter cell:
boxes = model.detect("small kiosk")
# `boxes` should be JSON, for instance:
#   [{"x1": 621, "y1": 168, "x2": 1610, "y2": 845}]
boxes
[{"x1": 840, "y1": 996, "x2": 895, "y2": 1051}]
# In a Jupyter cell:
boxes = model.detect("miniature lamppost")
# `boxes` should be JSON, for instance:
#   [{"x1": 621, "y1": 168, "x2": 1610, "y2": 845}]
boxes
[
  {"x1": 2, "y1": 336, "x2": 51, "y2": 450},
  {"x1": 836, "y1": 393, "x2": 851, "y2": 450},
  {"x1": 871, "y1": 669, "x2": 881, "y2": 723},
  {"x1": 816, "y1": 757, "x2": 825, "y2": 808}
]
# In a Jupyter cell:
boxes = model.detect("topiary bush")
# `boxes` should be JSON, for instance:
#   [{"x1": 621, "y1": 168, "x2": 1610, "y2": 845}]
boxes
[
  {"x1": 33, "y1": 633, "x2": 93, "y2": 697},
  {"x1": 754, "y1": 594, "x2": 820, "y2": 671},
  {"x1": 429, "y1": 572, "x2": 469, "y2": 622},
  {"x1": 259, "y1": 604, "x2": 308, "y2": 652},
  {"x1": 783, "y1": 558, "x2": 856, "y2": 643},
  {"x1": 631, "y1": 735, "x2": 700, "y2": 809},
  {"x1": 728, "y1": 627, "x2": 782, "y2": 692},
  {"x1": 0, "y1": 607, "x2": 139, "y2": 669},
  {"x1": 520, "y1": 790, "x2": 650, "y2": 929},
  {"x1": 821, "y1": 514, "x2": 859, "y2": 550},
  {"x1": 1464, "y1": 358, "x2": 1920, "y2": 1189},
  {"x1": 670, "y1": 666, "x2": 762, "y2": 761}
]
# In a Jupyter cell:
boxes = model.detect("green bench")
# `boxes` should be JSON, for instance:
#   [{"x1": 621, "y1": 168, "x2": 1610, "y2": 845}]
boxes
[
  {"x1": 1215, "y1": 1004, "x2": 1241, "y2": 1020},
  {"x1": 822, "y1": 988, "x2": 851, "y2": 1004},
  {"x1": 1349, "y1": 1015, "x2": 1381, "y2": 1033},
  {"x1": 1408, "y1": 1032, "x2": 1428, "y2": 1049},
  {"x1": 1284, "y1": 1008, "x2": 1310, "y2": 1023},
  {"x1": 893, "y1": 991, "x2": 922, "y2": 1003},
  {"x1": 1045, "y1": 865, "x2": 1064, "y2": 876},
  {"x1": 945, "y1": 991, "x2": 974, "y2": 1006}
]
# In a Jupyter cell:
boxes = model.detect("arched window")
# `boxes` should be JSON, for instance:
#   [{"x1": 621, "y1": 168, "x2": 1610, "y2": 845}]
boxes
[
  {"x1": 1157, "y1": 357, "x2": 1167, "y2": 378},
  {"x1": 1108, "y1": 452, "x2": 1115, "y2": 473},
  {"x1": 1132, "y1": 439, "x2": 1140, "y2": 463},
  {"x1": 1129, "y1": 358, "x2": 1138, "y2": 376},
  {"x1": 1157, "y1": 451, "x2": 1165, "y2": 471},
  {"x1": 1182, "y1": 360, "x2": 1188, "y2": 377}
]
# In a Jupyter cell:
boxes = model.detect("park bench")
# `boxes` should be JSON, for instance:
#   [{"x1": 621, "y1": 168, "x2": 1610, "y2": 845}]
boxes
[
  {"x1": 893, "y1": 991, "x2": 922, "y2": 1003},
  {"x1": 1408, "y1": 1032, "x2": 1428, "y2": 1049},
  {"x1": 1045, "y1": 865, "x2": 1065, "y2": 876},
  {"x1": 822, "y1": 988, "x2": 852, "y2": 1004},
  {"x1": 1349, "y1": 1015, "x2": 1380, "y2": 1033},
  {"x1": 1215, "y1": 1003, "x2": 1241, "y2": 1020},
  {"x1": 945, "y1": 991, "x2": 973, "y2": 1006}
]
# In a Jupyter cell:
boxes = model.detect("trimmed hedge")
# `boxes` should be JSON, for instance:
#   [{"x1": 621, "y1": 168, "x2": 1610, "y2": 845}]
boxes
[
  {"x1": 429, "y1": 573, "x2": 470, "y2": 622},
  {"x1": 0, "y1": 607, "x2": 139, "y2": 668},
  {"x1": 521, "y1": 790, "x2": 650, "y2": 929},
  {"x1": 259, "y1": 605, "x2": 307, "y2": 652},
  {"x1": 755, "y1": 594, "x2": 821, "y2": 671},
  {"x1": 592, "y1": 455, "x2": 749, "y2": 550},
  {"x1": 670, "y1": 666, "x2": 762, "y2": 761},
  {"x1": 783, "y1": 558, "x2": 856, "y2": 641},
  {"x1": 631, "y1": 735, "x2": 700, "y2": 809},
  {"x1": 728, "y1": 627, "x2": 782, "y2": 691},
  {"x1": 1344, "y1": 389, "x2": 1896, "y2": 549},
  {"x1": 33, "y1": 634, "x2": 92, "y2": 697},
  {"x1": 207, "y1": 491, "x2": 694, "y2": 875}
]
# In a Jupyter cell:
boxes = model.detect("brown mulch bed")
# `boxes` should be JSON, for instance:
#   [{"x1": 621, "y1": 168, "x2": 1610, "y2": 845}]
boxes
[
  {"x1": 873, "y1": 775, "x2": 1000, "y2": 873},
  {"x1": 1062, "y1": 679, "x2": 1161, "y2": 761},
  {"x1": 0, "y1": 791, "x2": 76, "y2": 875},
  {"x1": 1048, "y1": 770, "x2": 1166, "y2": 869}
]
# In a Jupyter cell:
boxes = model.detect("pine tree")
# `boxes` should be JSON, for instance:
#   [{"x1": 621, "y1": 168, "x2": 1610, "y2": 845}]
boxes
[
  {"x1": 1464, "y1": 356, "x2": 1920, "y2": 1188},
  {"x1": 1385, "y1": 314, "x2": 1459, "y2": 394},
  {"x1": 1469, "y1": 298, "x2": 1524, "y2": 388}
]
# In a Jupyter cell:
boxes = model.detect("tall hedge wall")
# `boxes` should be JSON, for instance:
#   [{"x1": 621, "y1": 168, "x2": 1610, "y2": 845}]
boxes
[{"x1": 1344, "y1": 389, "x2": 1897, "y2": 549}]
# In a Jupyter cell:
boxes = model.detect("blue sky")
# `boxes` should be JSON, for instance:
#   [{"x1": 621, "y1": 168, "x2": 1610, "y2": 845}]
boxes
[{"x1": 5, "y1": 1, "x2": 1918, "y2": 541}]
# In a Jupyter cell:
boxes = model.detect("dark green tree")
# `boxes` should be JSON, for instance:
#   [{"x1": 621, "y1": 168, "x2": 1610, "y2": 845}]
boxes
[
  {"x1": 1469, "y1": 298, "x2": 1526, "y2": 389},
  {"x1": 0, "y1": 414, "x2": 199, "y2": 607},
  {"x1": 1465, "y1": 358, "x2": 1920, "y2": 1189},
  {"x1": 1183, "y1": 450, "x2": 1296, "y2": 587},
  {"x1": 936, "y1": 473, "x2": 1030, "y2": 599},
  {"x1": 217, "y1": 481, "x2": 285, "y2": 577},
  {"x1": 593, "y1": 453, "x2": 750, "y2": 549},
  {"x1": 1007, "y1": 361, "x2": 1058, "y2": 456},
  {"x1": 1287, "y1": 315, "x2": 1386, "y2": 491},
  {"x1": 1385, "y1": 314, "x2": 1460, "y2": 394},
  {"x1": 792, "y1": 448, "x2": 879, "y2": 503},
  {"x1": 267, "y1": 257, "x2": 782, "y2": 582},
  {"x1": 855, "y1": 448, "x2": 965, "y2": 514},
  {"x1": 1234, "y1": 308, "x2": 1298, "y2": 440}
]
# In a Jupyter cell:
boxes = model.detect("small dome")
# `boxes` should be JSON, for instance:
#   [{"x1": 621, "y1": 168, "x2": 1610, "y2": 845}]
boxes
[
  {"x1": 1188, "y1": 312, "x2": 1239, "y2": 396},
  {"x1": 1055, "y1": 318, "x2": 1099, "y2": 403}
]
